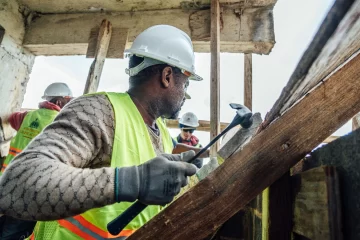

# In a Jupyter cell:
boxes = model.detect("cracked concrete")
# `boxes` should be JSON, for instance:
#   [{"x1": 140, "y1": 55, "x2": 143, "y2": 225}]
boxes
[{"x1": 0, "y1": 0, "x2": 35, "y2": 150}]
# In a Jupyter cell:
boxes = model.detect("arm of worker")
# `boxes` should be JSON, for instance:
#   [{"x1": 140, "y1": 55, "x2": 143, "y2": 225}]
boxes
[
  {"x1": 7, "y1": 111, "x2": 28, "y2": 131},
  {"x1": 0, "y1": 95, "x2": 197, "y2": 221}
]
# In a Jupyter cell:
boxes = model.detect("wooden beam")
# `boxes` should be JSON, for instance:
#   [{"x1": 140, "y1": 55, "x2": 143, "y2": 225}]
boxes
[
  {"x1": 165, "y1": 119, "x2": 228, "y2": 132},
  {"x1": 17, "y1": 0, "x2": 277, "y2": 13},
  {"x1": 127, "y1": 52, "x2": 360, "y2": 240},
  {"x1": 218, "y1": 113, "x2": 262, "y2": 162},
  {"x1": 23, "y1": 8, "x2": 275, "y2": 55},
  {"x1": 0, "y1": 25, "x2": 4, "y2": 45},
  {"x1": 83, "y1": 19, "x2": 112, "y2": 94},
  {"x1": 244, "y1": 53, "x2": 253, "y2": 111},
  {"x1": 86, "y1": 28, "x2": 128, "y2": 58},
  {"x1": 352, "y1": 113, "x2": 360, "y2": 130},
  {"x1": 292, "y1": 167, "x2": 343, "y2": 240},
  {"x1": 210, "y1": 0, "x2": 221, "y2": 158},
  {"x1": 261, "y1": 0, "x2": 357, "y2": 129}
]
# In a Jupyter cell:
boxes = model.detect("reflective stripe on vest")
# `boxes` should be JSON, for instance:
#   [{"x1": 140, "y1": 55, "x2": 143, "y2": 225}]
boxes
[
  {"x1": 30, "y1": 92, "x2": 173, "y2": 239},
  {"x1": 57, "y1": 215, "x2": 134, "y2": 239},
  {"x1": 1, "y1": 108, "x2": 58, "y2": 175}
]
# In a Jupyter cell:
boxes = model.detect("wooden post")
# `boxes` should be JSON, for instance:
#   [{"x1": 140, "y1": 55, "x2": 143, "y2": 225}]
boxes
[
  {"x1": 352, "y1": 113, "x2": 360, "y2": 130},
  {"x1": 83, "y1": 19, "x2": 112, "y2": 94},
  {"x1": 244, "y1": 53, "x2": 252, "y2": 111},
  {"x1": 0, "y1": 25, "x2": 4, "y2": 45},
  {"x1": 210, "y1": 0, "x2": 221, "y2": 157}
]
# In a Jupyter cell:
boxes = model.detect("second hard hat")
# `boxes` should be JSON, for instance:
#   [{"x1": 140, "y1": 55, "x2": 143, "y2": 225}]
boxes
[
  {"x1": 179, "y1": 112, "x2": 199, "y2": 128},
  {"x1": 42, "y1": 82, "x2": 73, "y2": 99}
]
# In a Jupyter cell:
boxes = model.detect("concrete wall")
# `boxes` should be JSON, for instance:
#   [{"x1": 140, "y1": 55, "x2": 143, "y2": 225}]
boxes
[{"x1": 0, "y1": 0, "x2": 35, "y2": 156}]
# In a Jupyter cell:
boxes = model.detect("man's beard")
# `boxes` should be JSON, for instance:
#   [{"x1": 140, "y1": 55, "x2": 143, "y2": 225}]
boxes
[{"x1": 162, "y1": 105, "x2": 182, "y2": 120}]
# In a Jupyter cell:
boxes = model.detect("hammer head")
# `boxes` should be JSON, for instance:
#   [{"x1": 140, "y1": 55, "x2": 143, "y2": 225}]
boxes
[{"x1": 229, "y1": 103, "x2": 253, "y2": 129}]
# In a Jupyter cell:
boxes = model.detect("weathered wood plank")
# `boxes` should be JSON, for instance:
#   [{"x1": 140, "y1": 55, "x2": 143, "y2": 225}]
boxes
[
  {"x1": 279, "y1": 0, "x2": 360, "y2": 114},
  {"x1": 218, "y1": 113, "x2": 262, "y2": 162},
  {"x1": 83, "y1": 19, "x2": 112, "y2": 94},
  {"x1": 165, "y1": 119, "x2": 228, "y2": 132},
  {"x1": 86, "y1": 28, "x2": 128, "y2": 59},
  {"x1": 292, "y1": 167, "x2": 343, "y2": 240},
  {"x1": 261, "y1": 0, "x2": 357, "y2": 129},
  {"x1": 127, "y1": 36, "x2": 360, "y2": 240},
  {"x1": 352, "y1": 113, "x2": 360, "y2": 130},
  {"x1": 210, "y1": 0, "x2": 220, "y2": 157},
  {"x1": 244, "y1": 53, "x2": 253, "y2": 111},
  {"x1": 309, "y1": 128, "x2": 360, "y2": 240},
  {"x1": 0, "y1": 25, "x2": 4, "y2": 45},
  {"x1": 17, "y1": 0, "x2": 277, "y2": 13},
  {"x1": 23, "y1": 7, "x2": 275, "y2": 55}
]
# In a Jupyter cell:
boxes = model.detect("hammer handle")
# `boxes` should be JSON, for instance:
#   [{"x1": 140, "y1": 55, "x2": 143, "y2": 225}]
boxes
[{"x1": 107, "y1": 201, "x2": 147, "y2": 235}]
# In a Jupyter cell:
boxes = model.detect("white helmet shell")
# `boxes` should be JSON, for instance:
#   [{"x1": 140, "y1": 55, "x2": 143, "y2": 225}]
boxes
[
  {"x1": 179, "y1": 112, "x2": 199, "y2": 128},
  {"x1": 42, "y1": 82, "x2": 73, "y2": 99},
  {"x1": 125, "y1": 25, "x2": 202, "y2": 81}
]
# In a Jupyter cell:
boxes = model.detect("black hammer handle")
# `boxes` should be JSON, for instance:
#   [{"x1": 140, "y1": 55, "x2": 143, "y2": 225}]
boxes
[{"x1": 107, "y1": 201, "x2": 147, "y2": 235}]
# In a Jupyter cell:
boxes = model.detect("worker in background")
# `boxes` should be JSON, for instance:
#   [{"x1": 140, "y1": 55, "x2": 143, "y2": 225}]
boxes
[
  {"x1": 0, "y1": 82, "x2": 73, "y2": 240},
  {"x1": 175, "y1": 112, "x2": 201, "y2": 147},
  {"x1": 0, "y1": 25, "x2": 201, "y2": 240},
  {"x1": 173, "y1": 112, "x2": 204, "y2": 168}
]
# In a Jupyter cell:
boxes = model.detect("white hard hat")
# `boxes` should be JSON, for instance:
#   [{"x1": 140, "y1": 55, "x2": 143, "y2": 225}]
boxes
[
  {"x1": 179, "y1": 112, "x2": 199, "y2": 128},
  {"x1": 42, "y1": 82, "x2": 73, "y2": 99},
  {"x1": 125, "y1": 25, "x2": 202, "y2": 81}
]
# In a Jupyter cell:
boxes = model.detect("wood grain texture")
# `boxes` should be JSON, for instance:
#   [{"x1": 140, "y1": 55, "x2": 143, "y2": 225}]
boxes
[
  {"x1": 292, "y1": 167, "x2": 343, "y2": 240},
  {"x1": 83, "y1": 19, "x2": 112, "y2": 94},
  {"x1": 165, "y1": 119, "x2": 228, "y2": 132},
  {"x1": 218, "y1": 113, "x2": 262, "y2": 161},
  {"x1": 244, "y1": 53, "x2": 253, "y2": 111},
  {"x1": 23, "y1": 7, "x2": 275, "y2": 55},
  {"x1": 309, "y1": 128, "x2": 360, "y2": 240},
  {"x1": 86, "y1": 28, "x2": 128, "y2": 58},
  {"x1": 0, "y1": 25, "x2": 4, "y2": 45},
  {"x1": 127, "y1": 42, "x2": 360, "y2": 240},
  {"x1": 352, "y1": 113, "x2": 360, "y2": 130},
  {"x1": 210, "y1": 0, "x2": 220, "y2": 157}
]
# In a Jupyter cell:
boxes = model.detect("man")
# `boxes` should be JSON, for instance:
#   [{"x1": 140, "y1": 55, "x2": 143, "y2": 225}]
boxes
[
  {"x1": 175, "y1": 112, "x2": 202, "y2": 148},
  {"x1": 0, "y1": 82, "x2": 73, "y2": 239},
  {"x1": 0, "y1": 25, "x2": 202, "y2": 239},
  {"x1": 173, "y1": 112, "x2": 204, "y2": 168}
]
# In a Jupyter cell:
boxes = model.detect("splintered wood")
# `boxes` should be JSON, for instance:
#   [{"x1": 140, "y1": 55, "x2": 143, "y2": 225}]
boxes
[{"x1": 83, "y1": 19, "x2": 112, "y2": 94}]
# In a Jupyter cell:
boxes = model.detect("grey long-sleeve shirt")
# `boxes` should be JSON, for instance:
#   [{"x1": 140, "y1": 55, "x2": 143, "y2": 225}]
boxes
[{"x1": 0, "y1": 94, "x2": 163, "y2": 221}]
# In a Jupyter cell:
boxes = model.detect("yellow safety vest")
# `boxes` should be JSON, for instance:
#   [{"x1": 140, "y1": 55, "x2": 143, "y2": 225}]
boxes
[
  {"x1": 29, "y1": 92, "x2": 173, "y2": 239},
  {"x1": 1, "y1": 108, "x2": 58, "y2": 175}
]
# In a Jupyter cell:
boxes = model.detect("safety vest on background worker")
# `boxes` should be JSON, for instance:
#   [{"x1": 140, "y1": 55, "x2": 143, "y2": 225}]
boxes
[
  {"x1": 29, "y1": 92, "x2": 173, "y2": 240},
  {"x1": 0, "y1": 109, "x2": 58, "y2": 175}
]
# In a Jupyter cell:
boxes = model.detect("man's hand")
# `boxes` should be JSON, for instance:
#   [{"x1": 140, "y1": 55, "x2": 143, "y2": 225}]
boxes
[{"x1": 115, "y1": 151, "x2": 197, "y2": 205}]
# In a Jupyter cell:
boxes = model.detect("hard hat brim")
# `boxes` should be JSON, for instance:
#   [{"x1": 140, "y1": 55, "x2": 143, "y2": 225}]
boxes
[{"x1": 125, "y1": 50, "x2": 203, "y2": 81}]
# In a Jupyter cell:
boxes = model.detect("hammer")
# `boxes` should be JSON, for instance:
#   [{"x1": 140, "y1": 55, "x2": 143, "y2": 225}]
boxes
[{"x1": 107, "y1": 103, "x2": 253, "y2": 235}]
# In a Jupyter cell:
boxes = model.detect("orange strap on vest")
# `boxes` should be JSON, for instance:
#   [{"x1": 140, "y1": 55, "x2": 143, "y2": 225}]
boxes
[{"x1": 57, "y1": 215, "x2": 135, "y2": 239}]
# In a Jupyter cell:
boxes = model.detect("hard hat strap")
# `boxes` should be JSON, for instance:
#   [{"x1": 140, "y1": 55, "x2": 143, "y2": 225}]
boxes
[{"x1": 125, "y1": 56, "x2": 166, "y2": 77}]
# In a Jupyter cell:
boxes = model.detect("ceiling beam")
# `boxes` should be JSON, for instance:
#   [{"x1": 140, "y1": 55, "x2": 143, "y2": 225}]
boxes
[{"x1": 23, "y1": 7, "x2": 275, "y2": 56}]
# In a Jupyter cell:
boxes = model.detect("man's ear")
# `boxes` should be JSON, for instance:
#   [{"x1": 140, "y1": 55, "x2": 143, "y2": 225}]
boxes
[{"x1": 161, "y1": 66, "x2": 173, "y2": 88}]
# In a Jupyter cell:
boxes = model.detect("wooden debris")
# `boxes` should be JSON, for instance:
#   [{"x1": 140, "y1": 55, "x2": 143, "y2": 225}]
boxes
[
  {"x1": 292, "y1": 167, "x2": 343, "y2": 240},
  {"x1": 83, "y1": 19, "x2": 112, "y2": 94},
  {"x1": 86, "y1": 28, "x2": 128, "y2": 59}
]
